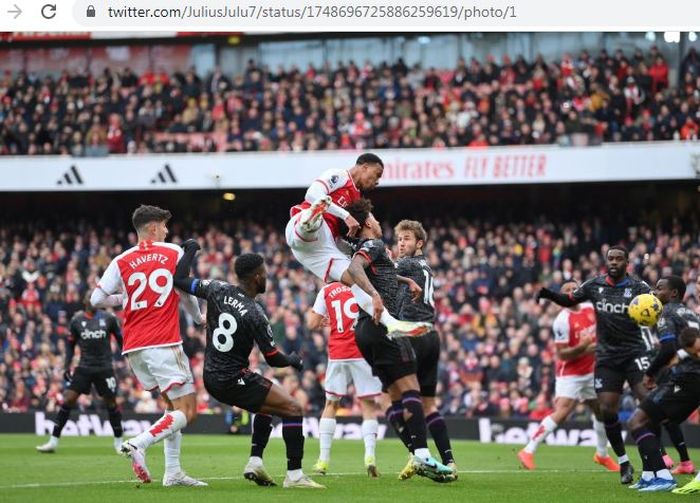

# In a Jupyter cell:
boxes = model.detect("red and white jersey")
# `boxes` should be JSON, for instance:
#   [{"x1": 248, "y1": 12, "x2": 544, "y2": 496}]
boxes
[
  {"x1": 97, "y1": 240, "x2": 184, "y2": 354},
  {"x1": 290, "y1": 169, "x2": 361, "y2": 238},
  {"x1": 552, "y1": 302, "x2": 596, "y2": 377},
  {"x1": 312, "y1": 282, "x2": 362, "y2": 360}
]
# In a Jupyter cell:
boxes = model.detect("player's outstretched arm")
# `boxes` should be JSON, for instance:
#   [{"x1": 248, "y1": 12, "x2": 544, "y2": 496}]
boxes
[
  {"x1": 90, "y1": 288, "x2": 124, "y2": 309},
  {"x1": 173, "y1": 239, "x2": 201, "y2": 293},
  {"x1": 91, "y1": 259, "x2": 124, "y2": 308},
  {"x1": 263, "y1": 349, "x2": 304, "y2": 371},
  {"x1": 252, "y1": 315, "x2": 304, "y2": 371},
  {"x1": 537, "y1": 287, "x2": 580, "y2": 307}
]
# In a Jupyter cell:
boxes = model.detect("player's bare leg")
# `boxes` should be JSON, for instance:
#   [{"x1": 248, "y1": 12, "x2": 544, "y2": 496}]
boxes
[
  {"x1": 121, "y1": 388, "x2": 199, "y2": 484},
  {"x1": 584, "y1": 399, "x2": 619, "y2": 472},
  {"x1": 359, "y1": 398, "x2": 380, "y2": 478},
  {"x1": 422, "y1": 396, "x2": 456, "y2": 477},
  {"x1": 36, "y1": 390, "x2": 80, "y2": 453},
  {"x1": 598, "y1": 390, "x2": 634, "y2": 484},
  {"x1": 314, "y1": 399, "x2": 339, "y2": 475},
  {"x1": 257, "y1": 384, "x2": 324, "y2": 489},
  {"x1": 339, "y1": 269, "x2": 432, "y2": 338},
  {"x1": 519, "y1": 397, "x2": 577, "y2": 470}
]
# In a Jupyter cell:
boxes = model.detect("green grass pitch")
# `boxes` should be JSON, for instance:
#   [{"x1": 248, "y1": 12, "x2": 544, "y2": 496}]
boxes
[{"x1": 0, "y1": 434, "x2": 696, "y2": 502}]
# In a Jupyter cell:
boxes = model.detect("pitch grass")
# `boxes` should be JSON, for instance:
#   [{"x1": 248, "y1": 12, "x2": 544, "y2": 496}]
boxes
[{"x1": 0, "y1": 434, "x2": 696, "y2": 502}]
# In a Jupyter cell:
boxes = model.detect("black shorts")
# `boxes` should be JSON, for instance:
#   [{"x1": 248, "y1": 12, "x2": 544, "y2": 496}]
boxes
[
  {"x1": 409, "y1": 330, "x2": 440, "y2": 397},
  {"x1": 204, "y1": 369, "x2": 273, "y2": 413},
  {"x1": 594, "y1": 354, "x2": 648, "y2": 394},
  {"x1": 639, "y1": 374, "x2": 700, "y2": 424},
  {"x1": 354, "y1": 318, "x2": 417, "y2": 389},
  {"x1": 69, "y1": 368, "x2": 118, "y2": 399}
]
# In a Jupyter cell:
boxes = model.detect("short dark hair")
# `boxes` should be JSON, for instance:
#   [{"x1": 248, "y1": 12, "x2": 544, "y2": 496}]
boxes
[
  {"x1": 356, "y1": 153, "x2": 384, "y2": 168},
  {"x1": 132, "y1": 205, "x2": 172, "y2": 232},
  {"x1": 346, "y1": 198, "x2": 373, "y2": 227},
  {"x1": 663, "y1": 275, "x2": 687, "y2": 299},
  {"x1": 607, "y1": 245, "x2": 629, "y2": 259},
  {"x1": 679, "y1": 327, "x2": 699, "y2": 349},
  {"x1": 234, "y1": 253, "x2": 264, "y2": 280},
  {"x1": 394, "y1": 219, "x2": 427, "y2": 243}
]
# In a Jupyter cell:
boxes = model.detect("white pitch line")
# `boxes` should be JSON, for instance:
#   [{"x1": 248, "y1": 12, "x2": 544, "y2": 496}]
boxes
[{"x1": 0, "y1": 469, "x2": 604, "y2": 490}]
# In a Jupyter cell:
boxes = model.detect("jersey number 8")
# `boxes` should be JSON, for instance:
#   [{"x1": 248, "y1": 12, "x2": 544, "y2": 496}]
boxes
[{"x1": 213, "y1": 312, "x2": 238, "y2": 352}]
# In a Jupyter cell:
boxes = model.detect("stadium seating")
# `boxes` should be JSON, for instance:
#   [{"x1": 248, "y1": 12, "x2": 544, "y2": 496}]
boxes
[
  {"x1": 2, "y1": 214, "x2": 699, "y2": 423},
  {"x1": 1, "y1": 47, "x2": 698, "y2": 156}
]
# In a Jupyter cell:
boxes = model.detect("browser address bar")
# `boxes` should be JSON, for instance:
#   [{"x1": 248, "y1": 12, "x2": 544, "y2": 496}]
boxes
[{"x1": 3, "y1": 0, "x2": 699, "y2": 31}]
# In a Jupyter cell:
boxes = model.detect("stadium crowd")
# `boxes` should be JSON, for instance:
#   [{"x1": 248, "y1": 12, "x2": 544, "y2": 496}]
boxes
[
  {"x1": 1, "y1": 46, "x2": 699, "y2": 156},
  {"x1": 2, "y1": 211, "x2": 700, "y2": 423}
]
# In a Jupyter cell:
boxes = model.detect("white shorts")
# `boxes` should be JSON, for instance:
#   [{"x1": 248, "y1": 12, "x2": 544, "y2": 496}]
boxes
[
  {"x1": 324, "y1": 359, "x2": 382, "y2": 400},
  {"x1": 555, "y1": 373, "x2": 596, "y2": 401},
  {"x1": 127, "y1": 344, "x2": 195, "y2": 400},
  {"x1": 285, "y1": 216, "x2": 350, "y2": 282}
]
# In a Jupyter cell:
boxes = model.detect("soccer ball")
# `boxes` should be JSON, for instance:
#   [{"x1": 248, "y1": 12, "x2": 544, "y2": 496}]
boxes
[{"x1": 628, "y1": 293, "x2": 663, "y2": 326}]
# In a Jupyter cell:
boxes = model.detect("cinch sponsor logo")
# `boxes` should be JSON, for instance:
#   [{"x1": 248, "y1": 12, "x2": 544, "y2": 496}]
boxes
[
  {"x1": 595, "y1": 300, "x2": 630, "y2": 314},
  {"x1": 81, "y1": 329, "x2": 107, "y2": 340}
]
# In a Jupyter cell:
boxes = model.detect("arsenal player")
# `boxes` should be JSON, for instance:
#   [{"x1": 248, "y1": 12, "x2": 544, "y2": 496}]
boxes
[
  {"x1": 284, "y1": 153, "x2": 430, "y2": 339},
  {"x1": 90, "y1": 205, "x2": 205, "y2": 487},
  {"x1": 519, "y1": 280, "x2": 618, "y2": 472},
  {"x1": 307, "y1": 282, "x2": 382, "y2": 477}
]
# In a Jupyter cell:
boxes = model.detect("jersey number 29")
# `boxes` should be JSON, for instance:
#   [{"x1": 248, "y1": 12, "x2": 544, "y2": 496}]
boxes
[{"x1": 127, "y1": 268, "x2": 173, "y2": 311}]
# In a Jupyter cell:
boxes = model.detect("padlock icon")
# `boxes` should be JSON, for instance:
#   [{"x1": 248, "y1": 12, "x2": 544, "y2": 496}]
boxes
[{"x1": 86, "y1": 5, "x2": 96, "y2": 17}]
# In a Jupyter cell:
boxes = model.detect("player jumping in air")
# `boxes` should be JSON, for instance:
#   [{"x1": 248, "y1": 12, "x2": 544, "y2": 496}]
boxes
[
  {"x1": 37, "y1": 293, "x2": 124, "y2": 454},
  {"x1": 537, "y1": 246, "x2": 652, "y2": 485},
  {"x1": 284, "y1": 152, "x2": 430, "y2": 338},
  {"x1": 307, "y1": 282, "x2": 383, "y2": 477},
  {"x1": 344, "y1": 199, "x2": 455, "y2": 482},
  {"x1": 91, "y1": 205, "x2": 206, "y2": 487},
  {"x1": 174, "y1": 241, "x2": 324, "y2": 489},
  {"x1": 518, "y1": 280, "x2": 618, "y2": 472},
  {"x1": 389, "y1": 220, "x2": 457, "y2": 480}
]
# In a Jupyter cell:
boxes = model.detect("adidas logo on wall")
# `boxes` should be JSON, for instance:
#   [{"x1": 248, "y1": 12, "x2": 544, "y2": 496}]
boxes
[
  {"x1": 56, "y1": 165, "x2": 84, "y2": 186},
  {"x1": 151, "y1": 164, "x2": 178, "y2": 185}
]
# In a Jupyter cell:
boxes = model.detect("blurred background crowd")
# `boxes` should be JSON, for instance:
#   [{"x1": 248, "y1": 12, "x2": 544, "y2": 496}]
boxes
[
  {"x1": 1, "y1": 46, "x2": 699, "y2": 156},
  {"x1": 2, "y1": 198, "x2": 700, "y2": 425}
]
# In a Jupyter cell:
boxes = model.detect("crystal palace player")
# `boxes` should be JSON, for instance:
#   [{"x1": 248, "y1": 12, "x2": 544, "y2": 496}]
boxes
[
  {"x1": 174, "y1": 242, "x2": 324, "y2": 489},
  {"x1": 625, "y1": 276, "x2": 699, "y2": 492},
  {"x1": 644, "y1": 276, "x2": 696, "y2": 475},
  {"x1": 389, "y1": 220, "x2": 457, "y2": 480},
  {"x1": 345, "y1": 199, "x2": 454, "y2": 482},
  {"x1": 307, "y1": 282, "x2": 382, "y2": 477},
  {"x1": 91, "y1": 205, "x2": 205, "y2": 487},
  {"x1": 37, "y1": 293, "x2": 124, "y2": 454},
  {"x1": 518, "y1": 281, "x2": 618, "y2": 472},
  {"x1": 627, "y1": 327, "x2": 700, "y2": 493},
  {"x1": 285, "y1": 153, "x2": 430, "y2": 338},
  {"x1": 538, "y1": 246, "x2": 651, "y2": 484}
]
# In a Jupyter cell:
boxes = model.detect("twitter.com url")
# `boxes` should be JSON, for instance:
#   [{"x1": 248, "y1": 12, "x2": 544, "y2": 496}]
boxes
[{"x1": 106, "y1": 4, "x2": 518, "y2": 22}]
